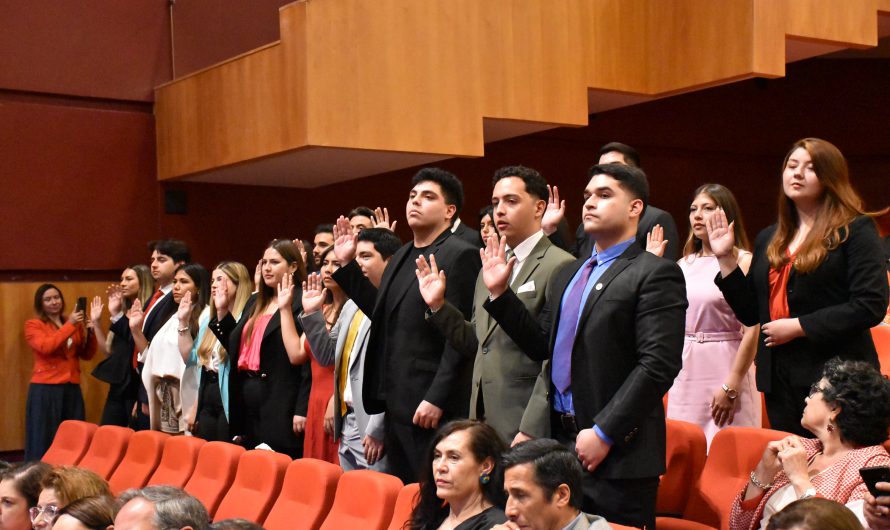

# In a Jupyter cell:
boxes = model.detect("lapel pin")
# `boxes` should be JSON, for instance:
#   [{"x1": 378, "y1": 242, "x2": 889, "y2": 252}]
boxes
[{"x1": 594, "y1": 283, "x2": 603, "y2": 291}]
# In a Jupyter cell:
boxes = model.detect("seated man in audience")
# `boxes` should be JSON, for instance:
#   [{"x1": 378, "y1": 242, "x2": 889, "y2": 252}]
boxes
[
  {"x1": 209, "y1": 519, "x2": 264, "y2": 530},
  {"x1": 115, "y1": 485, "x2": 209, "y2": 530},
  {"x1": 493, "y1": 439, "x2": 611, "y2": 530}
]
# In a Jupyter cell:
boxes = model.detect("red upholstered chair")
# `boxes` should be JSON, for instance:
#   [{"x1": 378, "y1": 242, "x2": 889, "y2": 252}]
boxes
[
  {"x1": 107, "y1": 430, "x2": 169, "y2": 495},
  {"x1": 76, "y1": 425, "x2": 133, "y2": 479},
  {"x1": 184, "y1": 441, "x2": 245, "y2": 517},
  {"x1": 41, "y1": 420, "x2": 97, "y2": 466},
  {"x1": 871, "y1": 324, "x2": 890, "y2": 377},
  {"x1": 386, "y1": 483, "x2": 420, "y2": 530},
  {"x1": 657, "y1": 420, "x2": 707, "y2": 517},
  {"x1": 675, "y1": 427, "x2": 789, "y2": 530},
  {"x1": 147, "y1": 435, "x2": 206, "y2": 488},
  {"x1": 213, "y1": 449, "x2": 291, "y2": 523},
  {"x1": 264, "y1": 458, "x2": 343, "y2": 530},
  {"x1": 319, "y1": 470, "x2": 403, "y2": 530}
]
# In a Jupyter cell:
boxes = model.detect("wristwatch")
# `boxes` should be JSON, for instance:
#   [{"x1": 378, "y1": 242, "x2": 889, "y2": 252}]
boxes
[
  {"x1": 721, "y1": 384, "x2": 738, "y2": 400},
  {"x1": 799, "y1": 487, "x2": 817, "y2": 499}
]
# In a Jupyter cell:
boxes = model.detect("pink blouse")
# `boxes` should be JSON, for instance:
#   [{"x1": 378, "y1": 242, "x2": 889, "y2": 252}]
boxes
[{"x1": 238, "y1": 314, "x2": 273, "y2": 371}]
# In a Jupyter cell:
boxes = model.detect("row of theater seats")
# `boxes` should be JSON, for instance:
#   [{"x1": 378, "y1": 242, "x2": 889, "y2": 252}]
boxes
[
  {"x1": 40, "y1": 417, "x2": 890, "y2": 530},
  {"x1": 42, "y1": 420, "x2": 410, "y2": 530}
]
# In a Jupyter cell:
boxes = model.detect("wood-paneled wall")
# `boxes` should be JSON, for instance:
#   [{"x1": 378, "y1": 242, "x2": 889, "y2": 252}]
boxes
[{"x1": 0, "y1": 282, "x2": 114, "y2": 452}]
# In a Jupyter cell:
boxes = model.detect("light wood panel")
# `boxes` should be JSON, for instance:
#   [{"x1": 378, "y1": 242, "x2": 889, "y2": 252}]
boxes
[
  {"x1": 155, "y1": 0, "x2": 887, "y2": 185},
  {"x1": 0, "y1": 282, "x2": 114, "y2": 452}
]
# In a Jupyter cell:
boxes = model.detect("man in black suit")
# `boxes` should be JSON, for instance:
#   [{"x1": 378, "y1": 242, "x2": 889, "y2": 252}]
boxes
[
  {"x1": 484, "y1": 164, "x2": 687, "y2": 528},
  {"x1": 451, "y1": 216, "x2": 484, "y2": 247},
  {"x1": 546, "y1": 142, "x2": 681, "y2": 261},
  {"x1": 332, "y1": 167, "x2": 482, "y2": 483}
]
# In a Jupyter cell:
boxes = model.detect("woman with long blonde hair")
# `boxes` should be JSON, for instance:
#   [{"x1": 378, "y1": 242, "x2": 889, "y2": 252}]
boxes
[{"x1": 708, "y1": 138, "x2": 888, "y2": 435}]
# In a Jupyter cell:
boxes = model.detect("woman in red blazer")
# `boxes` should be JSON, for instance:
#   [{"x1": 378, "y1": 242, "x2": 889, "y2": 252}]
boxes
[{"x1": 23, "y1": 284, "x2": 96, "y2": 460}]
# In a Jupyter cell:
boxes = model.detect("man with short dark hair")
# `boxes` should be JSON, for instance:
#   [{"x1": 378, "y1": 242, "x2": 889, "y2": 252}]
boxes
[
  {"x1": 545, "y1": 141, "x2": 680, "y2": 261},
  {"x1": 347, "y1": 206, "x2": 376, "y2": 235},
  {"x1": 333, "y1": 167, "x2": 481, "y2": 483},
  {"x1": 484, "y1": 163, "x2": 686, "y2": 527},
  {"x1": 493, "y1": 439, "x2": 611, "y2": 530},
  {"x1": 416, "y1": 165, "x2": 573, "y2": 444},
  {"x1": 115, "y1": 485, "x2": 209, "y2": 530},
  {"x1": 312, "y1": 224, "x2": 335, "y2": 269}
]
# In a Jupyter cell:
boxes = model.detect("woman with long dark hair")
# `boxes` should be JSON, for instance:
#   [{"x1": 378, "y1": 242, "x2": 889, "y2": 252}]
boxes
[
  {"x1": 209, "y1": 239, "x2": 311, "y2": 457},
  {"x1": 709, "y1": 138, "x2": 888, "y2": 435},
  {"x1": 24, "y1": 284, "x2": 96, "y2": 460}
]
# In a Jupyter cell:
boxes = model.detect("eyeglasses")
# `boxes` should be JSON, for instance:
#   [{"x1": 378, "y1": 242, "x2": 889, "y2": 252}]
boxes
[
  {"x1": 808, "y1": 382, "x2": 826, "y2": 398},
  {"x1": 28, "y1": 504, "x2": 58, "y2": 523}
]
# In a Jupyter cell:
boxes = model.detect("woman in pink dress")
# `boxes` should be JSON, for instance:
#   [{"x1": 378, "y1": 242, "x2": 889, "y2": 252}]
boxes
[
  {"x1": 301, "y1": 247, "x2": 343, "y2": 464},
  {"x1": 663, "y1": 184, "x2": 761, "y2": 447}
]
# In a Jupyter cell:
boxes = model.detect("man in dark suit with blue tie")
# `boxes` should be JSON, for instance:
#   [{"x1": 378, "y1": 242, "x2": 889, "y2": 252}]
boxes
[{"x1": 483, "y1": 163, "x2": 687, "y2": 528}]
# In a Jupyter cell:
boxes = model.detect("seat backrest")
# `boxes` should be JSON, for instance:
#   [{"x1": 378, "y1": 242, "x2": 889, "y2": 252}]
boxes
[
  {"x1": 319, "y1": 470, "x2": 403, "y2": 530},
  {"x1": 386, "y1": 483, "x2": 420, "y2": 530},
  {"x1": 657, "y1": 419, "x2": 707, "y2": 517},
  {"x1": 213, "y1": 449, "x2": 291, "y2": 523},
  {"x1": 108, "y1": 430, "x2": 170, "y2": 495},
  {"x1": 184, "y1": 441, "x2": 245, "y2": 517},
  {"x1": 264, "y1": 458, "x2": 343, "y2": 530},
  {"x1": 683, "y1": 426, "x2": 789, "y2": 530},
  {"x1": 147, "y1": 436, "x2": 206, "y2": 488},
  {"x1": 41, "y1": 420, "x2": 97, "y2": 466},
  {"x1": 871, "y1": 324, "x2": 890, "y2": 377},
  {"x1": 77, "y1": 425, "x2": 134, "y2": 479}
]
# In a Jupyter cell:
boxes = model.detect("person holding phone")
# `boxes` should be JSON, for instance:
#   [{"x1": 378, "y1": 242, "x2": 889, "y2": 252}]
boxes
[
  {"x1": 865, "y1": 480, "x2": 890, "y2": 529},
  {"x1": 729, "y1": 359, "x2": 890, "y2": 530},
  {"x1": 23, "y1": 284, "x2": 97, "y2": 460}
]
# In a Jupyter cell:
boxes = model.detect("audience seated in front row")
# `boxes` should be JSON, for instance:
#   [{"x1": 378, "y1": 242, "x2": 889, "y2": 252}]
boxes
[{"x1": 115, "y1": 485, "x2": 209, "y2": 530}]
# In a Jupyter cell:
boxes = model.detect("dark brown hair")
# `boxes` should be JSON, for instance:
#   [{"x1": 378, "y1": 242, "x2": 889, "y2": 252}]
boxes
[
  {"x1": 0, "y1": 461, "x2": 52, "y2": 508},
  {"x1": 244, "y1": 239, "x2": 306, "y2": 346},
  {"x1": 682, "y1": 183, "x2": 751, "y2": 257},
  {"x1": 33, "y1": 283, "x2": 65, "y2": 322},
  {"x1": 55, "y1": 495, "x2": 116, "y2": 530}
]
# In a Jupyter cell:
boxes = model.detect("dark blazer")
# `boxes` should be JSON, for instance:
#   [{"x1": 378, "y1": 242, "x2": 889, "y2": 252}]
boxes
[
  {"x1": 452, "y1": 219, "x2": 484, "y2": 248},
  {"x1": 92, "y1": 316, "x2": 137, "y2": 388},
  {"x1": 715, "y1": 215, "x2": 888, "y2": 391},
  {"x1": 333, "y1": 229, "x2": 482, "y2": 424},
  {"x1": 143, "y1": 293, "x2": 177, "y2": 343},
  {"x1": 485, "y1": 243, "x2": 687, "y2": 479},
  {"x1": 554, "y1": 205, "x2": 681, "y2": 262},
  {"x1": 209, "y1": 293, "x2": 311, "y2": 456}
]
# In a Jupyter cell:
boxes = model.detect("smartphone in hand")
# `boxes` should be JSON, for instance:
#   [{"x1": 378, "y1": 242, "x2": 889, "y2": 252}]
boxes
[
  {"x1": 75, "y1": 297, "x2": 87, "y2": 313},
  {"x1": 860, "y1": 466, "x2": 890, "y2": 497}
]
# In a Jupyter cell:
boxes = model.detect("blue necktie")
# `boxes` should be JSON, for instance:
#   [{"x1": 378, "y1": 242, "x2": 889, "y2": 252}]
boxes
[{"x1": 552, "y1": 259, "x2": 595, "y2": 393}]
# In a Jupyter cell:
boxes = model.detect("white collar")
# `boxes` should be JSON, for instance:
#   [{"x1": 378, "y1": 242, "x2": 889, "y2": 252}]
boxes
[
  {"x1": 507, "y1": 230, "x2": 544, "y2": 264},
  {"x1": 451, "y1": 218, "x2": 463, "y2": 233}
]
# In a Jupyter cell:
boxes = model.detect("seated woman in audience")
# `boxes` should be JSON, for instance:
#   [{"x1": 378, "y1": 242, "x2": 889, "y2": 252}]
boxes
[
  {"x1": 410, "y1": 420, "x2": 507, "y2": 530},
  {"x1": 90, "y1": 264, "x2": 153, "y2": 427},
  {"x1": 50, "y1": 496, "x2": 116, "y2": 530},
  {"x1": 729, "y1": 359, "x2": 890, "y2": 530},
  {"x1": 709, "y1": 138, "x2": 888, "y2": 435},
  {"x1": 478, "y1": 205, "x2": 498, "y2": 247},
  {"x1": 209, "y1": 239, "x2": 311, "y2": 457},
  {"x1": 301, "y1": 247, "x2": 344, "y2": 464},
  {"x1": 663, "y1": 184, "x2": 760, "y2": 447},
  {"x1": 766, "y1": 497, "x2": 864, "y2": 530},
  {"x1": 131, "y1": 263, "x2": 210, "y2": 434},
  {"x1": 32, "y1": 467, "x2": 110, "y2": 530},
  {"x1": 24, "y1": 284, "x2": 97, "y2": 461},
  {"x1": 180, "y1": 261, "x2": 252, "y2": 442},
  {"x1": 0, "y1": 461, "x2": 51, "y2": 530}
]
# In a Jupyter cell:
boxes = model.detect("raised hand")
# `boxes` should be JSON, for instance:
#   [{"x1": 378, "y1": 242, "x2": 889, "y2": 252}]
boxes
[
  {"x1": 293, "y1": 239, "x2": 308, "y2": 268},
  {"x1": 333, "y1": 215, "x2": 358, "y2": 263},
  {"x1": 373, "y1": 206, "x2": 398, "y2": 232},
  {"x1": 301, "y1": 272, "x2": 327, "y2": 314},
  {"x1": 541, "y1": 184, "x2": 566, "y2": 235},
  {"x1": 177, "y1": 290, "x2": 193, "y2": 324},
  {"x1": 68, "y1": 308, "x2": 85, "y2": 325},
  {"x1": 277, "y1": 271, "x2": 295, "y2": 309},
  {"x1": 481, "y1": 235, "x2": 516, "y2": 299},
  {"x1": 127, "y1": 298, "x2": 145, "y2": 331},
  {"x1": 646, "y1": 224, "x2": 668, "y2": 257},
  {"x1": 415, "y1": 254, "x2": 446, "y2": 312},
  {"x1": 706, "y1": 208, "x2": 736, "y2": 258},
  {"x1": 107, "y1": 284, "x2": 123, "y2": 316},
  {"x1": 89, "y1": 296, "x2": 104, "y2": 325},
  {"x1": 213, "y1": 276, "x2": 230, "y2": 317}
]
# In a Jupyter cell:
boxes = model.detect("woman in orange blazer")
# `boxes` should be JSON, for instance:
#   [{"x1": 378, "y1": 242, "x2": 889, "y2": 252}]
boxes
[{"x1": 23, "y1": 284, "x2": 97, "y2": 460}]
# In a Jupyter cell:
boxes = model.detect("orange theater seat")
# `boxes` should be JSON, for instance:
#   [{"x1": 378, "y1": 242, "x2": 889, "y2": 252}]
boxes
[
  {"x1": 657, "y1": 419, "x2": 707, "y2": 517},
  {"x1": 41, "y1": 420, "x2": 97, "y2": 466},
  {"x1": 678, "y1": 426, "x2": 789, "y2": 530},
  {"x1": 184, "y1": 441, "x2": 245, "y2": 517},
  {"x1": 871, "y1": 324, "x2": 890, "y2": 377},
  {"x1": 264, "y1": 458, "x2": 343, "y2": 530},
  {"x1": 107, "y1": 430, "x2": 169, "y2": 495},
  {"x1": 320, "y1": 470, "x2": 403, "y2": 530},
  {"x1": 386, "y1": 483, "x2": 420, "y2": 530},
  {"x1": 147, "y1": 435, "x2": 206, "y2": 488},
  {"x1": 213, "y1": 449, "x2": 291, "y2": 523},
  {"x1": 76, "y1": 425, "x2": 134, "y2": 479}
]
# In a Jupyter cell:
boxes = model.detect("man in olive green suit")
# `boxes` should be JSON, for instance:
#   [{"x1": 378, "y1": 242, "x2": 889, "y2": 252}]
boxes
[{"x1": 416, "y1": 166, "x2": 573, "y2": 443}]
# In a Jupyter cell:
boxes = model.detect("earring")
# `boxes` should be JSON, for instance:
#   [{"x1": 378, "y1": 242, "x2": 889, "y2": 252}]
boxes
[
  {"x1": 479, "y1": 471, "x2": 491, "y2": 485},
  {"x1": 827, "y1": 422, "x2": 835, "y2": 433}
]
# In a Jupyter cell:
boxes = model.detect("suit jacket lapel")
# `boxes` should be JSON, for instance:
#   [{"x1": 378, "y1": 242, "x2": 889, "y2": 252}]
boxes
[
  {"x1": 576, "y1": 245, "x2": 641, "y2": 329},
  {"x1": 372, "y1": 243, "x2": 411, "y2": 320}
]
